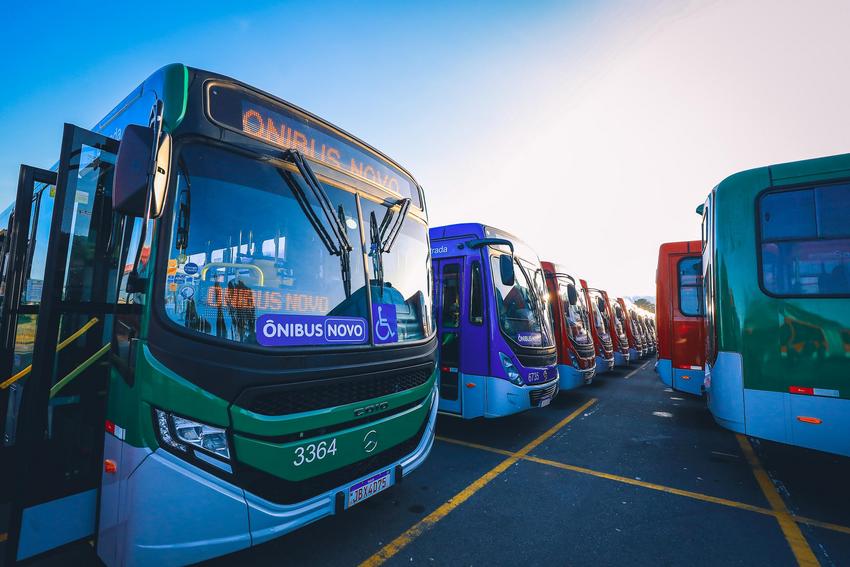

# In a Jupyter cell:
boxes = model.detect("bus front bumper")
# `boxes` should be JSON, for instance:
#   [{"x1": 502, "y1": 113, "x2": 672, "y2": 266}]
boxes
[
  {"x1": 109, "y1": 386, "x2": 438, "y2": 567},
  {"x1": 613, "y1": 351, "x2": 630, "y2": 367},
  {"x1": 483, "y1": 376, "x2": 560, "y2": 417},
  {"x1": 556, "y1": 363, "x2": 595, "y2": 390}
]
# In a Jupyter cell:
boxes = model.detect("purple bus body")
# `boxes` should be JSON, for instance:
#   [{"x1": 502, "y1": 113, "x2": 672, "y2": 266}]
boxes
[{"x1": 430, "y1": 223, "x2": 560, "y2": 419}]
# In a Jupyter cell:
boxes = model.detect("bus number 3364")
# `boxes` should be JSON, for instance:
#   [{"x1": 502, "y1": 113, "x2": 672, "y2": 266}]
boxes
[{"x1": 293, "y1": 439, "x2": 338, "y2": 466}]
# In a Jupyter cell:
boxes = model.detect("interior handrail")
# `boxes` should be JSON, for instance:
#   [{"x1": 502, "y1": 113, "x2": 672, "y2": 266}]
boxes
[
  {"x1": 49, "y1": 343, "x2": 111, "y2": 399},
  {"x1": 0, "y1": 316, "x2": 100, "y2": 390},
  {"x1": 199, "y1": 262, "x2": 264, "y2": 286}
]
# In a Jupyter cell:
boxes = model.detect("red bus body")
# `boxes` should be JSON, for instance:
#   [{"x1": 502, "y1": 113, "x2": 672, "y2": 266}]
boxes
[
  {"x1": 542, "y1": 262, "x2": 596, "y2": 390},
  {"x1": 656, "y1": 240, "x2": 705, "y2": 395}
]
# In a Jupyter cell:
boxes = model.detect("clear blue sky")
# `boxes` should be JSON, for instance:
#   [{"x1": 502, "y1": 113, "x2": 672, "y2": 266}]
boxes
[{"x1": 3, "y1": 1, "x2": 849, "y2": 296}]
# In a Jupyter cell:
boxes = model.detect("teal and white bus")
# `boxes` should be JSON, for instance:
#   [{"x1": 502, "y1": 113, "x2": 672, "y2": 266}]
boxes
[{"x1": 0, "y1": 64, "x2": 438, "y2": 565}]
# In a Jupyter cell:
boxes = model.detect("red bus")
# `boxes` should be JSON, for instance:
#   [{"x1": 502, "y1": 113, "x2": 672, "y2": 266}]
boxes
[
  {"x1": 580, "y1": 279, "x2": 615, "y2": 373},
  {"x1": 542, "y1": 262, "x2": 596, "y2": 389},
  {"x1": 656, "y1": 240, "x2": 705, "y2": 395},
  {"x1": 616, "y1": 297, "x2": 645, "y2": 361},
  {"x1": 600, "y1": 290, "x2": 631, "y2": 366}
]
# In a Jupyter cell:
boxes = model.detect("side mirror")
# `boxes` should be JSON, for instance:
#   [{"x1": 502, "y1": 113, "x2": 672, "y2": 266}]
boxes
[
  {"x1": 112, "y1": 124, "x2": 170, "y2": 218},
  {"x1": 567, "y1": 283, "x2": 578, "y2": 305},
  {"x1": 499, "y1": 255, "x2": 515, "y2": 287}
]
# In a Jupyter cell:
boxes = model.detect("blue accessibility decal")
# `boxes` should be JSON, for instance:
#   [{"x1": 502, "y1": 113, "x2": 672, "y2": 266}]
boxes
[
  {"x1": 256, "y1": 314, "x2": 368, "y2": 347},
  {"x1": 372, "y1": 303, "x2": 398, "y2": 344}
]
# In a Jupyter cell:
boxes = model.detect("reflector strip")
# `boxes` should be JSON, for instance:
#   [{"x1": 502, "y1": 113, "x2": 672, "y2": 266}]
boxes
[
  {"x1": 813, "y1": 388, "x2": 839, "y2": 398},
  {"x1": 796, "y1": 416, "x2": 822, "y2": 424},
  {"x1": 789, "y1": 386, "x2": 813, "y2": 395}
]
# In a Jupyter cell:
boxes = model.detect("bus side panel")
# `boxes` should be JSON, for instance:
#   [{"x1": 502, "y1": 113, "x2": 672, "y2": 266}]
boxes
[{"x1": 706, "y1": 351, "x2": 745, "y2": 433}]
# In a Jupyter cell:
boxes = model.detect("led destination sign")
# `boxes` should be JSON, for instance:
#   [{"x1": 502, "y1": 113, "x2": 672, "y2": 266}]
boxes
[{"x1": 208, "y1": 84, "x2": 420, "y2": 207}]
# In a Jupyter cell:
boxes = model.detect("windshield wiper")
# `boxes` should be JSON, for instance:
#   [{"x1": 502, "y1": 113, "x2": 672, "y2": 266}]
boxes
[
  {"x1": 279, "y1": 150, "x2": 353, "y2": 297},
  {"x1": 369, "y1": 197, "x2": 411, "y2": 300},
  {"x1": 376, "y1": 197, "x2": 411, "y2": 253}
]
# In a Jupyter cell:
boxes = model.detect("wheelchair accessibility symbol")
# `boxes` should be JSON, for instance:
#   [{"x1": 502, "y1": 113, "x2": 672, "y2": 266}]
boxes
[{"x1": 372, "y1": 304, "x2": 398, "y2": 344}]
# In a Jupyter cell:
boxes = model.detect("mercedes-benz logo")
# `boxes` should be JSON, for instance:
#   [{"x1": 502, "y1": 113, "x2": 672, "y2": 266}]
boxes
[{"x1": 363, "y1": 429, "x2": 378, "y2": 453}]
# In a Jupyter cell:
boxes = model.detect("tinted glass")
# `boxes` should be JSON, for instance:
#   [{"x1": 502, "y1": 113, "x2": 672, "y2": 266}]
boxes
[
  {"x1": 491, "y1": 253, "x2": 553, "y2": 348},
  {"x1": 440, "y1": 263, "x2": 461, "y2": 328},
  {"x1": 817, "y1": 184, "x2": 850, "y2": 237},
  {"x1": 761, "y1": 190, "x2": 816, "y2": 240},
  {"x1": 760, "y1": 184, "x2": 850, "y2": 296},
  {"x1": 362, "y1": 199, "x2": 431, "y2": 342},
  {"x1": 678, "y1": 257, "x2": 704, "y2": 316},
  {"x1": 469, "y1": 261, "x2": 483, "y2": 325},
  {"x1": 163, "y1": 144, "x2": 368, "y2": 345}
]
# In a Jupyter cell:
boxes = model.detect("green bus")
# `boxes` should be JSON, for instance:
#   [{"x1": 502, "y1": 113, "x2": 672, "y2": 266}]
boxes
[
  {"x1": 701, "y1": 153, "x2": 850, "y2": 457},
  {"x1": 0, "y1": 64, "x2": 438, "y2": 565}
]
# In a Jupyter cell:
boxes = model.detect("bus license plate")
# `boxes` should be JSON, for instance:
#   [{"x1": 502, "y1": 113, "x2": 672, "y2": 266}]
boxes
[{"x1": 348, "y1": 469, "x2": 391, "y2": 508}]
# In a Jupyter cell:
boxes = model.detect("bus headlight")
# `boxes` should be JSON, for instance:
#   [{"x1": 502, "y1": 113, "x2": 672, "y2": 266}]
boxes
[
  {"x1": 499, "y1": 352, "x2": 524, "y2": 386},
  {"x1": 155, "y1": 409, "x2": 231, "y2": 461}
]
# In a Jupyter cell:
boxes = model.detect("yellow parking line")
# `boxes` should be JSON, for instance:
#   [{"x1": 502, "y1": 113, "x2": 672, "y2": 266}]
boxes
[
  {"x1": 358, "y1": 398, "x2": 598, "y2": 567},
  {"x1": 438, "y1": 436, "x2": 774, "y2": 516},
  {"x1": 439, "y1": 435, "x2": 850, "y2": 542},
  {"x1": 737, "y1": 435, "x2": 820, "y2": 567}
]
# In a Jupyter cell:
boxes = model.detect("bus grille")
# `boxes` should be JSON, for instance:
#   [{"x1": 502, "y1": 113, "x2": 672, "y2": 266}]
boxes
[
  {"x1": 574, "y1": 341, "x2": 595, "y2": 359},
  {"x1": 237, "y1": 413, "x2": 430, "y2": 505},
  {"x1": 529, "y1": 381, "x2": 559, "y2": 407},
  {"x1": 236, "y1": 364, "x2": 434, "y2": 416}
]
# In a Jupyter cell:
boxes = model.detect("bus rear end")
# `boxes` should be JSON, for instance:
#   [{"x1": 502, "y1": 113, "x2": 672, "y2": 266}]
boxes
[
  {"x1": 542, "y1": 262, "x2": 596, "y2": 389},
  {"x1": 431, "y1": 224, "x2": 559, "y2": 418},
  {"x1": 655, "y1": 240, "x2": 705, "y2": 395},
  {"x1": 704, "y1": 155, "x2": 850, "y2": 456}
]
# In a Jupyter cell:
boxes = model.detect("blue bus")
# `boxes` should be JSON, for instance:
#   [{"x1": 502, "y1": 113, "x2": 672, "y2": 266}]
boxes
[{"x1": 430, "y1": 224, "x2": 560, "y2": 418}]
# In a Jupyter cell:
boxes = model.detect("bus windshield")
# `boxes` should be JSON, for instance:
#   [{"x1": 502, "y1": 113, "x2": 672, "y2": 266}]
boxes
[
  {"x1": 490, "y1": 252, "x2": 554, "y2": 348},
  {"x1": 557, "y1": 276, "x2": 592, "y2": 345},
  {"x1": 162, "y1": 143, "x2": 430, "y2": 346}
]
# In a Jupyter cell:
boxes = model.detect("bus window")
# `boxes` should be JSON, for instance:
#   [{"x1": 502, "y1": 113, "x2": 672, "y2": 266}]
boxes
[
  {"x1": 469, "y1": 260, "x2": 483, "y2": 325},
  {"x1": 759, "y1": 183, "x2": 850, "y2": 296},
  {"x1": 441, "y1": 263, "x2": 461, "y2": 328},
  {"x1": 678, "y1": 257, "x2": 704, "y2": 316}
]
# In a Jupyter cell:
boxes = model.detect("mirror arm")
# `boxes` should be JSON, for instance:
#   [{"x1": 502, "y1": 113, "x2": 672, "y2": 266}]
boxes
[{"x1": 125, "y1": 100, "x2": 165, "y2": 294}]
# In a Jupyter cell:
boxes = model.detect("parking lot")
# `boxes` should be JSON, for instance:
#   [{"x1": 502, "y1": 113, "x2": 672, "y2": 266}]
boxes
[
  {"x1": 206, "y1": 362, "x2": 850, "y2": 567},
  {"x1": 35, "y1": 362, "x2": 849, "y2": 567}
]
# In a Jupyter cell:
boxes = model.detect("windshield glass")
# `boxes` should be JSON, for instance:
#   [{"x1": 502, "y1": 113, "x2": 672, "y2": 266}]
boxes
[
  {"x1": 490, "y1": 252, "x2": 554, "y2": 348},
  {"x1": 361, "y1": 198, "x2": 432, "y2": 343},
  {"x1": 557, "y1": 276, "x2": 592, "y2": 345},
  {"x1": 162, "y1": 144, "x2": 430, "y2": 347},
  {"x1": 588, "y1": 291, "x2": 610, "y2": 339}
]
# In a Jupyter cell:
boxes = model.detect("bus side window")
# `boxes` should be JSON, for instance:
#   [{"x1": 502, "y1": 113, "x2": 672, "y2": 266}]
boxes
[{"x1": 469, "y1": 260, "x2": 483, "y2": 325}]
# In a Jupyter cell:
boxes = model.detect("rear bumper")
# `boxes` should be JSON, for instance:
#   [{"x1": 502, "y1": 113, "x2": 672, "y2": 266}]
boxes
[
  {"x1": 483, "y1": 376, "x2": 560, "y2": 417},
  {"x1": 556, "y1": 363, "x2": 595, "y2": 390},
  {"x1": 657, "y1": 358, "x2": 673, "y2": 387},
  {"x1": 104, "y1": 386, "x2": 438, "y2": 566}
]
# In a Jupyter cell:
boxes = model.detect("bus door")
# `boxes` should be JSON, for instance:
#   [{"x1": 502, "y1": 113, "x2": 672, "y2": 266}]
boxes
[
  {"x1": 0, "y1": 124, "x2": 120, "y2": 564},
  {"x1": 671, "y1": 255, "x2": 705, "y2": 394},
  {"x1": 434, "y1": 258, "x2": 463, "y2": 415}
]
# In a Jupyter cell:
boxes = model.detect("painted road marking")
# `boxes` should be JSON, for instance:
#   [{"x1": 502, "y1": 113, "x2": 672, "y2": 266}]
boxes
[
  {"x1": 624, "y1": 361, "x2": 650, "y2": 380},
  {"x1": 438, "y1": 435, "x2": 850, "y2": 540},
  {"x1": 737, "y1": 435, "x2": 819, "y2": 567},
  {"x1": 358, "y1": 398, "x2": 598, "y2": 567}
]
